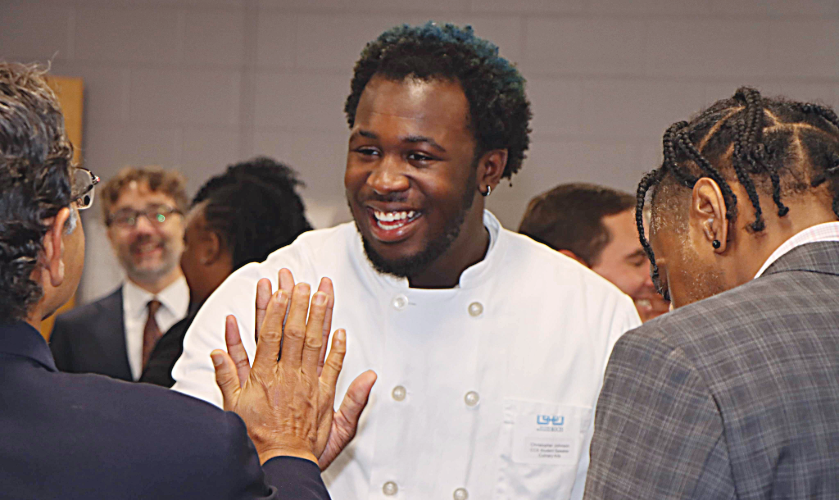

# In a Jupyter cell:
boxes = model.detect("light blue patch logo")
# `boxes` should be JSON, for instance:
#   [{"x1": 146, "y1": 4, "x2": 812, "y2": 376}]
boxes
[{"x1": 537, "y1": 415, "x2": 565, "y2": 426}]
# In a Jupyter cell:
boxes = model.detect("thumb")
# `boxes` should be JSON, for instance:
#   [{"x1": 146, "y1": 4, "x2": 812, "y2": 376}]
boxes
[
  {"x1": 338, "y1": 370, "x2": 377, "y2": 429},
  {"x1": 212, "y1": 349, "x2": 242, "y2": 412}
]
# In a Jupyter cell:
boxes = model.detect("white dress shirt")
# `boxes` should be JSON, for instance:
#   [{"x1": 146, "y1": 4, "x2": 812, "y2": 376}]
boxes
[
  {"x1": 173, "y1": 211, "x2": 640, "y2": 499},
  {"x1": 123, "y1": 275, "x2": 189, "y2": 380},
  {"x1": 754, "y1": 221, "x2": 839, "y2": 278}
]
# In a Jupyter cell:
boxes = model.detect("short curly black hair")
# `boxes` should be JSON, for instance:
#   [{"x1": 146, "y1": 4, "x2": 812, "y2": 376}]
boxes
[
  {"x1": 192, "y1": 157, "x2": 313, "y2": 271},
  {"x1": 0, "y1": 62, "x2": 74, "y2": 321},
  {"x1": 344, "y1": 22, "x2": 532, "y2": 179}
]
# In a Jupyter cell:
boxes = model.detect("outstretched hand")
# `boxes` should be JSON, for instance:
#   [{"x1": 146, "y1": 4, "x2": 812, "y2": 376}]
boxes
[{"x1": 211, "y1": 270, "x2": 376, "y2": 469}]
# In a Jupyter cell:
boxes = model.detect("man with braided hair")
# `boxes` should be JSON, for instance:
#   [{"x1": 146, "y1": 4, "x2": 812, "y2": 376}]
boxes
[
  {"x1": 174, "y1": 22, "x2": 639, "y2": 498},
  {"x1": 584, "y1": 88, "x2": 839, "y2": 499}
]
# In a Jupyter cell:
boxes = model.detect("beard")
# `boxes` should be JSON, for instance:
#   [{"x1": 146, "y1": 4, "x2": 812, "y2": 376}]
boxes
[
  {"x1": 120, "y1": 235, "x2": 180, "y2": 284},
  {"x1": 356, "y1": 170, "x2": 478, "y2": 280}
]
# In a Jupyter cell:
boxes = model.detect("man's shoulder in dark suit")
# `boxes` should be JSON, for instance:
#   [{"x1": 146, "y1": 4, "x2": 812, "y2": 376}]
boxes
[
  {"x1": 49, "y1": 287, "x2": 132, "y2": 380},
  {"x1": 3, "y1": 323, "x2": 329, "y2": 499}
]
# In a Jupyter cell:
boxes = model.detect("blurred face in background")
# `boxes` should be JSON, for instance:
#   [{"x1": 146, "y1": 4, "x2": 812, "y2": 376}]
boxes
[
  {"x1": 179, "y1": 204, "x2": 233, "y2": 305},
  {"x1": 592, "y1": 209, "x2": 670, "y2": 321},
  {"x1": 106, "y1": 180, "x2": 184, "y2": 288}
]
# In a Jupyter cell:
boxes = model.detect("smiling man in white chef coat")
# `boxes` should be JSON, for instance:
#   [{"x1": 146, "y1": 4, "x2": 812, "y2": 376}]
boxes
[{"x1": 172, "y1": 22, "x2": 640, "y2": 499}]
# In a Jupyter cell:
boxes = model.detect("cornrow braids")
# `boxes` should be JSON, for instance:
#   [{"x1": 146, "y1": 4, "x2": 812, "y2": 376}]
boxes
[
  {"x1": 193, "y1": 157, "x2": 312, "y2": 271},
  {"x1": 638, "y1": 87, "x2": 839, "y2": 287}
]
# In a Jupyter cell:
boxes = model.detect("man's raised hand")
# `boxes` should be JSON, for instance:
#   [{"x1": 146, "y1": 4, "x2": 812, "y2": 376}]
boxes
[{"x1": 211, "y1": 272, "x2": 375, "y2": 468}]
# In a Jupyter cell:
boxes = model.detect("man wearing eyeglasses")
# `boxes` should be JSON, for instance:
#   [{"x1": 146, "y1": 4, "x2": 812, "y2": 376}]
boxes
[{"x1": 50, "y1": 166, "x2": 190, "y2": 381}]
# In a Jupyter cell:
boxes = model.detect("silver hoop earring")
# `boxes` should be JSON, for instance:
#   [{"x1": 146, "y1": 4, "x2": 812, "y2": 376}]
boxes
[{"x1": 482, "y1": 185, "x2": 492, "y2": 197}]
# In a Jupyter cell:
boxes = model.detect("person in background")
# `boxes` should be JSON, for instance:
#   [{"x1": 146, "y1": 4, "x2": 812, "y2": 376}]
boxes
[
  {"x1": 141, "y1": 157, "x2": 312, "y2": 387},
  {"x1": 584, "y1": 88, "x2": 839, "y2": 498},
  {"x1": 0, "y1": 61, "x2": 372, "y2": 500},
  {"x1": 171, "y1": 22, "x2": 640, "y2": 498},
  {"x1": 519, "y1": 183, "x2": 670, "y2": 321},
  {"x1": 50, "y1": 166, "x2": 189, "y2": 381}
]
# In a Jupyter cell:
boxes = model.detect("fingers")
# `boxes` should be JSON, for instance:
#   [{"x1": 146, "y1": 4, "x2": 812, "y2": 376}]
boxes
[
  {"x1": 319, "y1": 329, "x2": 347, "y2": 391},
  {"x1": 316, "y1": 278, "x2": 334, "y2": 376},
  {"x1": 278, "y1": 268, "x2": 295, "y2": 296},
  {"x1": 251, "y1": 290, "x2": 289, "y2": 375},
  {"x1": 302, "y1": 291, "x2": 329, "y2": 377},
  {"x1": 225, "y1": 315, "x2": 252, "y2": 387},
  {"x1": 337, "y1": 369, "x2": 377, "y2": 431},
  {"x1": 278, "y1": 283, "x2": 311, "y2": 371},
  {"x1": 211, "y1": 349, "x2": 242, "y2": 412},
  {"x1": 254, "y1": 279, "x2": 273, "y2": 343}
]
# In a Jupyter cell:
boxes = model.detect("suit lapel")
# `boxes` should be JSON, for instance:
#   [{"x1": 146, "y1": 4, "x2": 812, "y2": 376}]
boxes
[{"x1": 92, "y1": 287, "x2": 133, "y2": 381}]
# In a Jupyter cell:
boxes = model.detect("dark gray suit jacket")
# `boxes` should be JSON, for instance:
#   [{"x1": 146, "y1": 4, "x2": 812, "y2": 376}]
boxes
[
  {"x1": 49, "y1": 287, "x2": 133, "y2": 381},
  {"x1": 584, "y1": 241, "x2": 839, "y2": 499}
]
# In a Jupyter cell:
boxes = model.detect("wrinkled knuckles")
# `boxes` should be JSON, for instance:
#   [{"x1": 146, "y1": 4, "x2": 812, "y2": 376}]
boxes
[
  {"x1": 283, "y1": 325, "x2": 306, "y2": 340},
  {"x1": 325, "y1": 357, "x2": 344, "y2": 373},
  {"x1": 304, "y1": 335, "x2": 323, "y2": 349}
]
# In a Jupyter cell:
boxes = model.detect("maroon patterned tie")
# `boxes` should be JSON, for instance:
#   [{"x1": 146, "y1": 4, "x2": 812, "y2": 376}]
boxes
[{"x1": 141, "y1": 299, "x2": 162, "y2": 370}]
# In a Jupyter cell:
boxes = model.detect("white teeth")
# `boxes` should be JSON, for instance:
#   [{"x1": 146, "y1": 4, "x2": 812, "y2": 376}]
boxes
[
  {"x1": 373, "y1": 209, "x2": 420, "y2": 230},
  {"x1": 373, "y1": 210, "x2": 418, "y2": 222}
]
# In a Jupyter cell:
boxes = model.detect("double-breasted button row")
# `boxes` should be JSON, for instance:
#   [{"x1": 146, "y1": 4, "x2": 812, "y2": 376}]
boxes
[
  {"x1": 391, "y1": 295, "x2": 483, "y2": 317},
  {"x1": 381, "y1": 482, "x2": 468, "y2": 499}
]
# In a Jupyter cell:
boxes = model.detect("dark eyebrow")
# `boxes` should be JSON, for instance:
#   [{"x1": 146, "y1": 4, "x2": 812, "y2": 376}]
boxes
[{"x1": 404, "y1": 135, "x2": 447, "y2": 153}]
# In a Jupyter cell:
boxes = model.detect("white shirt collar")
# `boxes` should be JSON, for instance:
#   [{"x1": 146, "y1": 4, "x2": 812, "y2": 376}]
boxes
[
  {"x1": 754, "y1": 221, "x2": 839, "y2": 278},
  {"x1": 123, "y1": 275, "x2": 190, "y2": 319}
]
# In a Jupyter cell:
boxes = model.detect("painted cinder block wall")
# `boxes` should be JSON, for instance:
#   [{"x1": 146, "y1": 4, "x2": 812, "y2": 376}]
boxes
[{"x1": 2, "y1": 0, "x2": 838, "y2": 302}]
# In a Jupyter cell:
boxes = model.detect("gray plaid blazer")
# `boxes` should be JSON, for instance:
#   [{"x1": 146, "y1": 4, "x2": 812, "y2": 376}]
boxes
[{"x1": 583, "y1": 241, "x2": 839, "y2": 499}]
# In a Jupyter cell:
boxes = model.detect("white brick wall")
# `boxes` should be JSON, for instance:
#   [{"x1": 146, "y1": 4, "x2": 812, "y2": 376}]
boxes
[{"x1": 2, "y1": 0, "x2": 838, "y2": 302}]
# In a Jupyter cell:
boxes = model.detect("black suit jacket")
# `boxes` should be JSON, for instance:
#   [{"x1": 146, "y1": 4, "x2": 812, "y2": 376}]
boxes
[
  {"x1": 1, "y1": 321, "x2": 330, "y2": 500},
  {"x1": 50, "y1": 287, "x2": 133, "y2": 381},
  {"x1": 585, "y1": 241, "x2": 839, "y2": 499}
]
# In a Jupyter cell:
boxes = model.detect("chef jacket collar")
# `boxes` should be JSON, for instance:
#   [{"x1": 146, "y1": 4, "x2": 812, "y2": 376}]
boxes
[{"x1": 353, "y1": 210, "x2": 506, "y2": 291}]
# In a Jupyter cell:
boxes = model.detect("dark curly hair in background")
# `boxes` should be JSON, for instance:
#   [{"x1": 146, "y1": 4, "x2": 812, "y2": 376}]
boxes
[
  {"x1": 192, "y1": 157, "x2": 313, "y2": 271},
  {"x1": 344, "y1": 22, "x2": 532, "y2": 179},
  {"x1": 637, "y1": 87, "x2": 839, "y2": 293},
  {"x1": 0, "y1": 62, "x2": 74, "y2": 322}
]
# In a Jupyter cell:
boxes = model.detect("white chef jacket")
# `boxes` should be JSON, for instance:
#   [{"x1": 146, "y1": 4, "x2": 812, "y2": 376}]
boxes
[{"x1": 172, "y1": 211, "x2": 640, "y2": 499}]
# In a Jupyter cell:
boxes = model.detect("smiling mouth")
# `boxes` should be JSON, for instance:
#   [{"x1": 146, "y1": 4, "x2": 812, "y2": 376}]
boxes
[
  {"x1": 372, "y1": 209, "x2": 421, "y2": 231},
  {"x1": 131, "y1": 241, "x2": 163, "y2": 258}
]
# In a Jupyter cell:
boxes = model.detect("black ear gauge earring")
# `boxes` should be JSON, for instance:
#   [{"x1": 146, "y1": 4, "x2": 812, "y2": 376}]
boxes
[
  {"x1": 712, "y1": 240, "x2": 721, "y2": 249},
  {"x1": 482, "y1": 185, "x2": 492, "y2": 197}
]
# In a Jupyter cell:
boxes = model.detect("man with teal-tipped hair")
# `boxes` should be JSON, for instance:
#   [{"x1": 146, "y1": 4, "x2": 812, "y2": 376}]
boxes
[{"x1": 174, "y1": 23, "x2": 640, "y2": 499}]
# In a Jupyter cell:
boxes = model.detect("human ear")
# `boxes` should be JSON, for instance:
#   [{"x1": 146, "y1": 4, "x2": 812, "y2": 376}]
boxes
[
  {"x1": 200, "y1": 230, "x2": 224, "y2": 266},
  {"x1": 476, "y1": 149, "x2": 508, "y2": 194},
  {"x1": 690, "y1": 178, "x2": 728, "y2": 253},
  {"x1": 43, "y1": 207, "x2": 70, "y2": 287}
]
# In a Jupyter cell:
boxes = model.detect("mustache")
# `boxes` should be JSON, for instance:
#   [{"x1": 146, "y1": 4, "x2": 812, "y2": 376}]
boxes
[
  {"x1": 362, "y1": 192, "x2": 409, "y2": 204},
  {"x1": 129, "y1": 235, "x2": 165, "y2": 253}
]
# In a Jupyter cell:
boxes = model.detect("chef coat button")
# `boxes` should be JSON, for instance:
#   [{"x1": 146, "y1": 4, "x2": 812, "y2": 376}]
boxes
[
  {"x1": 392, "y1": 294, "x2": 408, "y2": 310},
  {"x1": 453, "y1": 487, "x2": 469, "y2": 500},
  {"x1": 464, "y1": 391, "x2": 480, "y2": 407},
  {"x1": 382, "y1": 481, "x2": 398, "y2": 496},
  {"x1": 392, "y1": 385, "x2": 406, "y2": 401},
  {"x1": 468, "y1": 301, "x2": 483, "y2": 317}
]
